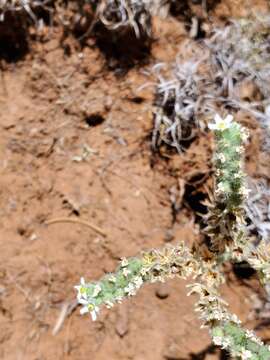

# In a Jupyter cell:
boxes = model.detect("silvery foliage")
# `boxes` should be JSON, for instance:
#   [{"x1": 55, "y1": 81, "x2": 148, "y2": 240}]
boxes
[
  {"x1": 0, "y1": 0, "x2": 50, "y2": 21},
  {"x1": 245, "y1": 178, "x2": 270, "y2": 244},
  {"x1": 152, "y1": 15, "x2": 270, "y2": 152},
  {"x1": 206, "y1": 15, "x2": 270, "y2": 150},
  {"x1": 88, "y1": 0, "x2": 171, "y2": 37}
]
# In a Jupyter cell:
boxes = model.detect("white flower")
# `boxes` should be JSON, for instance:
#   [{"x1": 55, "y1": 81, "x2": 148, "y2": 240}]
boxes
[
  {"x1": 245, "y1": 330, "x2": 261, "y2": 343},
  {"x1": 123, "y1": 268, "x2": 131, "y2": 277},
  {"x1": 121, "y1": 258, "x2": 129, "y2": 267},
  {"x1": 74, "y1": 277, "x2": 87, "y2": 301},
  {"x1": 234, "y1": 172, "x2": 242, "y2": 179},
  {"x1": 74, "y1": 277, "x2": 86, "y2": 292},
  {"x1": 208, "y1": 114, "x2": 233, "y2": 131},
  {"x1": 108, "y1": 275, "x2": 116, "y2": 283},
  {"x1": 140, "y1": 267, "x2": 148, "y2": 276},
  {"x1": 213, "y1": 336, "x2": 223, "y2": 346},
  {"x1": 249, "y1": 258, "x2": 262, "y2": 269},
  {"x1": 80, "y1": 304, "x2": 90, "y2": 315},
  {"x1": 79, "y1": 299, "x2": 100, "y2": 321},
  {"x1": 216, "y1": 153, "x2": 226, "y2": 163},
  {"x1": 105, "y1": 301, "x2": 114, "y2": 309},
  {"x1": 115, "y1": 296, "x2": 123, "y2": 303},
  {"x1": 240, "y1": 349, "x2": 252, "y2": 359},
  {"x1": 216, "y1": 182, "x2": 226, "y2": 194},
  {"x1": 210, "y1": 310, "x2": 224, "y2": 321},
  {"x1": 125, "y1": 283, "x2": 137, "y2": 296},
  {"x1": 89, "y1": 306, "x2": 100, "y2": 321},
  {"x1": 221, "y1": 338, "x2": 231, "y2": 348},
  {"x1": 241, "y1": 128, "x2": 249, "y2": 142},
  {"x1": 79, "y1": 299, "x2": 90, "y2": 314},
  {"x1": 235, "y1": 146, "x2": 244, "y2": 153},
  {"x1": 133, "y1": 276, "x2": 143, "y2": 289},
  {"x1": 231, "y1": 314, "x2": 241, "y2": 324},
  {"x1": 92, "y1": 284, "x2": 102, "y2": 298}
]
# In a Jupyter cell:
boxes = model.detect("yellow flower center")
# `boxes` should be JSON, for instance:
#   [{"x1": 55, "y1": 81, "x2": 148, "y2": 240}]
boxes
[
  {"x1": 80, "y1": 287, "x2": 86, "y2": 294},
  {"x1": 88, "y1": 303, "x2": 95, "y2": 311},
  {"x1": 217, "y1": 121, "x2": 226, "y2": 130}
]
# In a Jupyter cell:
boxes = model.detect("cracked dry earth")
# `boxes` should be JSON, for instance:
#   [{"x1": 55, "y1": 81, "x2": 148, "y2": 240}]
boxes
[{"x1": 1, "y1": 0, "x2": 270, "y2": 359}]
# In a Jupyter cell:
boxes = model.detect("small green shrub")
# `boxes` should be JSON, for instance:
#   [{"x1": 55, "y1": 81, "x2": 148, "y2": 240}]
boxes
[{"x1": 75, "y1": 114, "x2": 270, "y2": 359}]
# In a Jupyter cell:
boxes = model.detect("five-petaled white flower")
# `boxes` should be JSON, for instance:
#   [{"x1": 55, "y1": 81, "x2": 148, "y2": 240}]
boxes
[
  {"x1": 208, "y1": 114, "x2": 233, "y2": 131},
  {"x1": 79, "y1": 299, "x2": 100, "y2": 321}
]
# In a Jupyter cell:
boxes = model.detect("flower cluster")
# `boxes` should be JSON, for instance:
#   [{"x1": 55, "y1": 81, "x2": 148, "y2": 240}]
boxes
[
  {"x1": 75, "y1": 256, "x2": 144, "y2": 321},
  {"x1": 209, "y1": 114, "x2": 249, "y2": 207}
]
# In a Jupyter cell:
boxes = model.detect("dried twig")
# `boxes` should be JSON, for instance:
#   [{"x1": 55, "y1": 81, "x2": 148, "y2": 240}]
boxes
[{"x1": 45, "y1": 217, "x2": 107, "y2": 237}]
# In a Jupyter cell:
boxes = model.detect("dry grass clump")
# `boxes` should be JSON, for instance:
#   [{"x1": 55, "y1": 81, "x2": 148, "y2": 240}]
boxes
[
  {"x1": 206, "y1": 14, "x2": 270, "y2": 145},
  {"x1": 152, "y1": 46, "x2": 215, "y2": 152},
  {"x1": 89, "y1": 0, "x2": 168, "y2": 38},
  {"x1": 0, "y1": 1, "x2": 172, "y2": 66},
  {"x1": 152, "y1": 14, "x2": 270, "y2": 153},
  {"x1": 207, "y1": 15, "x2": 270, "y2": 92},
  {"x1": 0, "y1": 1, "x2": 171, "y2": 36}
]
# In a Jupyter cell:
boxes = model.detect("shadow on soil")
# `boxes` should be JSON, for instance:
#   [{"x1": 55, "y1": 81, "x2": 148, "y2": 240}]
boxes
[
  {"x1": 177, "y1": 343, "x2": 230, "y2": 359},
  {"x1": 0, "y1": 6, "x2": 52, "y2": 63},
  {"x1": 65, "y1": 2, "x2": 151, "y2": 73},
  {"x1": 0, "y1": 13, "x2": 30, "y2": 62},
  {"x1": 93, "y1": 24, "x2": 151, "y2": 73}
]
